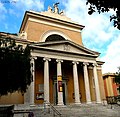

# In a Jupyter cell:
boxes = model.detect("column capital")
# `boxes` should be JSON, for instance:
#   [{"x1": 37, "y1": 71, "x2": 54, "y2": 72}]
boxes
[
  {"x1": 31, "y1": 56, "x2": 37, "y2": 60},
  {"x1": 88, "y1": 66, "x2": 93, "y2": 69},
  {"x1": 72, "y1": 61, "x2": 79, "y2": 64},
  {"x1": 92, "y1": 63, "x2": 98, "y2": 67},
  {"x1": 56, "y1": 59, "x2": 63, "y2": 63},
  {"x1": 83, "y1": 62, "x2": 89, "y2": 66},
  {"x1": 43, "y1": 57, "x2": 51, "y2": 61}
]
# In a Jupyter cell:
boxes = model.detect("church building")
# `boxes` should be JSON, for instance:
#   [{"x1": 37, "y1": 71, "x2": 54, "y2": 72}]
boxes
[
  {"x1": 103, "y1": 73, "x2": 120, "y2": 97},
  {"x1": 0, "y1": 4, "x2": 106, "y2": 106}
]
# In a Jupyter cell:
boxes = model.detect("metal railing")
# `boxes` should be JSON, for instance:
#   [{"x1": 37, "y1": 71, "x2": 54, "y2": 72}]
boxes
[{"x1": 44, "y1": 101, "x2": 61, "y2": 117}]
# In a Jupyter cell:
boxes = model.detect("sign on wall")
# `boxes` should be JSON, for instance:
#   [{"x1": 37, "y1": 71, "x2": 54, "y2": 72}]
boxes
[
  {"x1": 36, "y1": 84, "x2": 44, "y2": 100},
  {"x1": 57, "y1": 75, "x2": 62, "y2": 92},
  {"x1": 39, "y1": 84, "x2": 44, "y2": 92}
]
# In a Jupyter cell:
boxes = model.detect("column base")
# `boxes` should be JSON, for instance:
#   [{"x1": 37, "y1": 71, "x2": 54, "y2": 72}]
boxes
[
  {"x1": 57, "y1": 102, "x2": 64, "y2": 106},
  {"x1": 75, "y1": 102, "x2": 81, "y2": 105},
  {"x1": 30, "y1": 104, "x2": 36, "y2": 107},
  {"x1": 102, "y1": 100, "x2": 107, "y2": 105},
  {"x1": 86, "y1": 101, "x2": 92, "y2": 104},
  {"x1": 96, "y1": 101, "x2": 102, "y2": 104}
]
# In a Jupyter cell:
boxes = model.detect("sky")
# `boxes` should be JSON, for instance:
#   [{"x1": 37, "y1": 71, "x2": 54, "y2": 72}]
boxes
[{"x1": 0, "y1": 0, "x2": 120, "y2": 74}]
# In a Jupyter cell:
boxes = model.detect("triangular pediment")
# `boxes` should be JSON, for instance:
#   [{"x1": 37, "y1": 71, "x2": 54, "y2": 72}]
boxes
[{"x1": 30, "y1": 40, "x2": 99, "y2": 58}]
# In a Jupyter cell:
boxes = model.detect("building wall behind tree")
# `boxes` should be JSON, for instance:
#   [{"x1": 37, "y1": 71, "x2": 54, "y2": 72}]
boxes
[{"x1": 0, "y1": 92, "x2": 23, "y2": 104}]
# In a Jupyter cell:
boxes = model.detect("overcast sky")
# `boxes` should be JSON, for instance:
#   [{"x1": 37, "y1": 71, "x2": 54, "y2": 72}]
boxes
[{"x1": 0, "y1": 0, "x2": 120, "y2": 74}]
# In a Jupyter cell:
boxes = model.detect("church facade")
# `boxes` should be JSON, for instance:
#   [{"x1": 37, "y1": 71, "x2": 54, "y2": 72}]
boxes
[{"x1": 0, "y1": 5, "x2": 106, "y2": 106}]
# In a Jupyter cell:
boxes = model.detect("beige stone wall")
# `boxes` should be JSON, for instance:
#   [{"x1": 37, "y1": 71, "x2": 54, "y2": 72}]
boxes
[
  {"x1": 0, "y1": 92, "x2": 24, "y2": 104},
  {"x1": 49, "y1": 62, "x2": 56, "y2": 104},
  {"x1": 88, "y1": 68, "x2": 96, "y2": 101},
  {"x1": 107, "y1": 76, "x2": 114, "y2": 96},
  {"x1": 35, "y1": 63, "x2": 44, "y2": 104},
  {"x1": 25, "y1": 21, "x2": 83, "y2": 45},
  {"x1": 78, "y1": 70, "x2": 86, "y2": 103},
  {"x1": 67, "y1": 72, "x2": 74, "y2": 103}
]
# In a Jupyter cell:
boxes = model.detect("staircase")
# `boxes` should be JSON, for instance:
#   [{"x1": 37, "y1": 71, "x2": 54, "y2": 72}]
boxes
[
  {"x1": 38, "y1": 101, "x2": 63, "y2": 117},
  {"x1": 14, "y1": 102, "x2": 66, "y2": 117},
  {"x1": 13, "y1": 103, "x2": 120, "y2": 117}
]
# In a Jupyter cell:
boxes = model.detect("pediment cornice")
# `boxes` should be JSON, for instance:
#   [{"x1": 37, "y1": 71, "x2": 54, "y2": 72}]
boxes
[{"x1": 30, "y1": 40, "x2": 100, "y2": 58}]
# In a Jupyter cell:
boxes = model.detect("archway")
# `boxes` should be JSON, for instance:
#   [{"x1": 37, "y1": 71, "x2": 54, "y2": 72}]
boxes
[
  {"x1": 45, "y1": 34, "x2": 65, "y2": 42},
  {"x1": 40, "y1": 30, "x2": 71, "y2": 42}
]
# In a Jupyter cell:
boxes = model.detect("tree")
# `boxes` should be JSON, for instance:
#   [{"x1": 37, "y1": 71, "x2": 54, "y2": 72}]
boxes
[
  {"x1": 86, "y1": 0, "x2": 120, "y2": 30},
  {"x1": 0, "y1": 36, "x2": 32, "y2": 96},
  {"x1": 115, "y1": 67, "x2": 120, "y2": 92}
]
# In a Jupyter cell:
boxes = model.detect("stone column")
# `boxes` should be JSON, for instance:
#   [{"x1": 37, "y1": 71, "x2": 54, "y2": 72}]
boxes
[
  {"x1": 43, "y1": 58, "x2": 51, "y2": 103},
  {"x1": 93, "y1": 63, "x2": 101, "y2": 103},
  {"x1": 72, "y1": 61, "x2": 81, "y2": 104},
  {"x1": 83, "y1": 62, "x2": 91, "y2": 104},
  {"x1": 30, "y1": 57, "x2": 37, "y2": 106},
  {"x1": 24, "y1": 56, "x2": 37, "y2": 105},
  {"x1": 56, "y1": 59, "x2": 64, "y2": 105}
]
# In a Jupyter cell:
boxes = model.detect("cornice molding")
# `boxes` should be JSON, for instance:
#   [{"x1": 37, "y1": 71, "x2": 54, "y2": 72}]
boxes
[{"x1": 19, "y1": 11, "x2": 85, "y2": 33}]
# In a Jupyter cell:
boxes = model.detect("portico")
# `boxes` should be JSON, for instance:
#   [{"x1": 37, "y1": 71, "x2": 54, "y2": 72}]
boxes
[{"x1": 24, "y1": 40, "x2": 102, "y2": 105}]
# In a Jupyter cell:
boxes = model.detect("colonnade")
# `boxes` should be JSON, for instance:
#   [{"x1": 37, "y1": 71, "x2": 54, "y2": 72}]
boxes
[{"x1": 25, "y1": 57, "x2": 101, "y2": 105}]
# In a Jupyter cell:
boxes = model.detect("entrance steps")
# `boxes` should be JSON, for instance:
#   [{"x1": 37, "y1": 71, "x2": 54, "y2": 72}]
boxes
[
  {"x1": 13, "y1": 103, "x2": 100, "y2": 117},
  {"x1": 13, "y1": 103, "x2": 120, "y2": 117}
]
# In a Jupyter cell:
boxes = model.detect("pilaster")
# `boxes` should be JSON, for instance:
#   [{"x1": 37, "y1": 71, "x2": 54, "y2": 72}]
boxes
[{"x1": 93, "y1": 63, "x2": 101, "y2": 103}]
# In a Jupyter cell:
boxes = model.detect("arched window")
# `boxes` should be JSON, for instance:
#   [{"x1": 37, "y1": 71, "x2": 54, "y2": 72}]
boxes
[{"x1": 45, "y1": 34, "x2": 65, "y2": 42}]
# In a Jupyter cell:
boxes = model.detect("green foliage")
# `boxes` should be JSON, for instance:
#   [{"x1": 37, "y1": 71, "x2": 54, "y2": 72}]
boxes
[
  {"x1": 115, "y1": 67, "x2": 120, "y2": 84},
  {"x1": 0, "y1": 36, "x2": 32, "y2": 96},
  {"x1": 86, "y1": 0, "x2": 120, "y2": 30}
]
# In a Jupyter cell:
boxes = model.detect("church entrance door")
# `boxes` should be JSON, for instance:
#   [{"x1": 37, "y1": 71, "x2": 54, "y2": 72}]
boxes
[{"x1": 54, "y1": 81, "x2": 67, "y2": 105}]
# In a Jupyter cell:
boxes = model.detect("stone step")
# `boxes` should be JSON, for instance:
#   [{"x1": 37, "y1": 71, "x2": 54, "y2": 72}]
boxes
[{"x1": 13, "y1": 103, "x2": 120, "y2": 117}]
